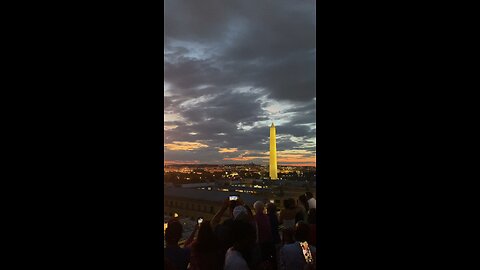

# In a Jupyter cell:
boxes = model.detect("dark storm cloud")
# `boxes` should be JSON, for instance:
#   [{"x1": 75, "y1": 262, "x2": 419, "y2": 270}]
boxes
[
  {"x1": 276, "y1": 125, "x2": 315, "y2": 139},
  {"x1": 288, "y1": 112, "x2": 316, "y2": 126},
  {"x1": 164, "y1": 0, "x2": 316, "y2": 163},
  {"x1": 284, "y1": 99, "x2": 316, "y2": 125},
  {"x1": 164, "y1": 58, "x2": 223, "y2": 95},
  {"x1": 165, "y1": 0, "x2": 315, "y2": 100},
  {"x1": 180, "y1": 91, "x2": 266, "y2": 123},
  {"x1": 164, "y1": 0, "x2": 238, "y2": 43},
  {"x1": 277, "y1": 141, "x2": 300, "y2": 152}
]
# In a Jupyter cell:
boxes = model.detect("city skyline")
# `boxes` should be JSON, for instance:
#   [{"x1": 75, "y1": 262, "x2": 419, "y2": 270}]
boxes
[{"x1": 164, "y1": 0, "x2": 316, "y2": 166}]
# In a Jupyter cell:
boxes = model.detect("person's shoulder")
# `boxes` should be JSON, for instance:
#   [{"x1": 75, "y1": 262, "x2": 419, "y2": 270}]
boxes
[
  {"x1": 225, "y1": 252, "x2": 249, "y2": 270},
  {"x1": 225, "y1": 248, "x2": 246, "y2": 264}
]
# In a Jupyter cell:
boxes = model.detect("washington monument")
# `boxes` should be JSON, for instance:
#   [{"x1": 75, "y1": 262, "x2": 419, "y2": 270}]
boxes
[{"x1": 269, "y1": 123, "x2": 278, "y2": 180}]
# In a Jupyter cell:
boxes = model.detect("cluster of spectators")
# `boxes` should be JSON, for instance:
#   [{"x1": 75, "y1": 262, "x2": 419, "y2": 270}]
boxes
[{"x1": 164, "y1": 192, "x2": 317, "y2": 270}]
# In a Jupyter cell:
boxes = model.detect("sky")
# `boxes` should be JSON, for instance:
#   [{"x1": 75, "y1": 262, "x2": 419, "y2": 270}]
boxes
[{"x1": 164, "y1": 0, "x2": 316, "y2": 166}]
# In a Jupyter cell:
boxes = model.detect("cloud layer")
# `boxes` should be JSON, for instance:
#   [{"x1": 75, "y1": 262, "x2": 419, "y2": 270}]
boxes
[{"x1": 164, "y1": 0, "x2": 316, "y2": 166}]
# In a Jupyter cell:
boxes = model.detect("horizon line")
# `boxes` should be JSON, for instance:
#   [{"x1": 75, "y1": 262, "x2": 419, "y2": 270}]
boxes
[{"x1": 164, "y1": 162, "x2": 316, "y2": 167}]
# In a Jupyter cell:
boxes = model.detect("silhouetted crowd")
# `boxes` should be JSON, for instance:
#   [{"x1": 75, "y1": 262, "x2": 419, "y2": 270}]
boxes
[{"x1": 164, "y1": 192, "x2": 317, "y2": 270}]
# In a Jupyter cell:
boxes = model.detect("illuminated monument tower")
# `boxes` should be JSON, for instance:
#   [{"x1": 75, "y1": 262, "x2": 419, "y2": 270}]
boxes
[{"x1": 269, "y1": 123, "x2": 278, "y2": 180}]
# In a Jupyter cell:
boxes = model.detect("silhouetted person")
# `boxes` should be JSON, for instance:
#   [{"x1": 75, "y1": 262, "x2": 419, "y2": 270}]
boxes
[
  {"x1": 279, "y1": 222, "x2": 316, "y2": 270},
  {"x1": 211, "y1": 198, "x2": 248, "y2": 266},
  {"x1": 298, "y1": 194, "x2": 309, "y2": 214},
  {"x1": 266, "y1": 202, "x2": 280, "y2": 270},
  {"x1": 224, "y1": 220, "x2": 257, "y2": 270},
  {"x1": 254, "y1": 201, "x2": 274, "y2": 267},
  {"x1": 295, "y1": 197, "x2": 307, "y2": 224},
  {"x1": 164, "y1": 220, "x2": 190, "y2": 270},
  {"x1": 305, "y1": 192, "x2": 316, "y2": 209},
  {"x1": 212, "y1": 198, "x2": 242, "y2": 228},
  {"x1": 266, "y1": 203, "x2": 281, "y2": 245},
  {"x1": 279, "y1": 198, "x2": 298, "y2": 246},
  {"x1": 234, "y1": 204, "x2": 262, "y2": 268},
  {"x1": 279, "y1": 199, "x2": 297, "y2": 230},
  {"x1": 187, "y1": 220, "x2": 223, "y2": 270}
]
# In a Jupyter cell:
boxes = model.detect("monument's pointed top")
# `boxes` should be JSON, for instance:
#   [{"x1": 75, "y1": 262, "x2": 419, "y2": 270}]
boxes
[{"x1": 271, "y1": 122, "x2": 275, "y2": 127}]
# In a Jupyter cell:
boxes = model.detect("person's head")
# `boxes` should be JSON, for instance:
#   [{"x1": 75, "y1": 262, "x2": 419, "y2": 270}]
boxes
[
  {"x1": 266, "y1": 202, "x2": 276, "y2": 214},
  {"x1": 307, "y1": 208, "x2": 316, "y2": 224},
  {"x1": 294, "y1": 221, "x2": 310, "y2": 242},
  {"x1": 233, "y1": 205, "x2": 248, "y2": 220},
  {"x1": 194, "y1": 220, "x2": 218, "y2": 251},
  {"x1": 253, "y1": 201, "x2": 265, "y2": 214},
  {"x1": 231, "y1": 220, "x2": 256, "y2": 252},
  {"x1": 305, "y1": 192, "x2": 313, "y2": 200},
  {"x1": 165, "y1": 220, "x2": 183, "y2": 245},
  {"x1": 235, "y1": 211, "x2": 250, "y2": 222},
  {"x1": 299, "y1": 194, "x2": 309, "y2": 209}
]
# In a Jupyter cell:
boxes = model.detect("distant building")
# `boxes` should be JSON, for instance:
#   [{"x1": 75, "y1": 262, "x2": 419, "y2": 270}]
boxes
[
  {"x1": 181, "y1": 182, "x2": 214, "y2": 188},
  {"x1": 164, "y1": 187, "x2": 259, "y2": 221}
]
